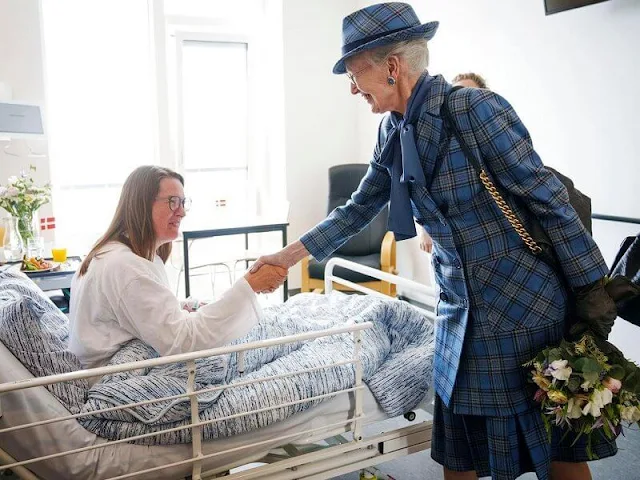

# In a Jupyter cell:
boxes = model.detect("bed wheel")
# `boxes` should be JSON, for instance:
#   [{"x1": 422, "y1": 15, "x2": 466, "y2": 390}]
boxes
[{"x1": 404, "y1": 411, "x2": 416, "y2": 421}]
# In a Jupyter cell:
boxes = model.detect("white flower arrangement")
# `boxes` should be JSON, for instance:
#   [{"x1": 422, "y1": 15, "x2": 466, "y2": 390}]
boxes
[
  {"x1": 526, "y1": 334, "x2": 640, "y2": 459},
  {"x1": 0, "y1": 166, "x2": 51, "y2": 241}
]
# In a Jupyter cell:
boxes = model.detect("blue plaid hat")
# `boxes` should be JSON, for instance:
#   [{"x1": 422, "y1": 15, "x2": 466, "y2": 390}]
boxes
[{"x1": 333, "y1": 2, "x2": 439, "y2": 74}]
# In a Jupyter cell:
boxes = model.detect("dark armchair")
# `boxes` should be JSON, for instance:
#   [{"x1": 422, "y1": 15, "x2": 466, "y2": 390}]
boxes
[{"x1": 301, "y1": 164, "x2": 396, "y2": 296}]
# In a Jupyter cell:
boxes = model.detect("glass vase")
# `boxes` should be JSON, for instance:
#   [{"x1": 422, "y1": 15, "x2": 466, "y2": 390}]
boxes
[
  {"x1": 17, "y1": 212, "x2": 38, "y2": 244},
  {"x1": 2, "y1": 217, "x2": 24, "y2": 262}
]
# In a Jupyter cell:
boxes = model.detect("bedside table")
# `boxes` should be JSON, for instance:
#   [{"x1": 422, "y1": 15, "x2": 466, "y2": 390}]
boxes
[{"x1": 2, "y1": 256, "x2": 81, "y2": 292}]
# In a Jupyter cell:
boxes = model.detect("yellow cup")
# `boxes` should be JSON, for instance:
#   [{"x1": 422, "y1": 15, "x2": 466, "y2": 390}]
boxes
[{"x1": 51, "y1": 248, "x2": 68, "y2": 263}]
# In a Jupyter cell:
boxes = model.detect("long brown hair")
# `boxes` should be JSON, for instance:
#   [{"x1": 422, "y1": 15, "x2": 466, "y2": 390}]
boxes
[{"x1": 78, "y1": 165, "x2": 184, "y2": 276}]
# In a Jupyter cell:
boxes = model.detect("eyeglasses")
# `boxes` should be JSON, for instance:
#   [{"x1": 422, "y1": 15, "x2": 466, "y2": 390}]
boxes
[
  {"x1": 346, "y1": 63, "x2": 373, "y2": 86},
  {"x1": 157, "y1": 195, "x2": 192, "y2": 212}
]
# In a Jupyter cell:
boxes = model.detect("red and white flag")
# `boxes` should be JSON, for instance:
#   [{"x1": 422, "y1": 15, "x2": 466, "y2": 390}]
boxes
[{"x1": 40, "y1": 217, "x2": 56, "y2": 231}]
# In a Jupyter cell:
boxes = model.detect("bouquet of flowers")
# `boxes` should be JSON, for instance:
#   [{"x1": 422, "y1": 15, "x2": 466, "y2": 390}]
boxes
[
  {"x1": 0, "y1": 166, "x2": 51, "y2": 241},
  {"x1": 526, "y1": 333, "x2": 640, "y2": 459}
]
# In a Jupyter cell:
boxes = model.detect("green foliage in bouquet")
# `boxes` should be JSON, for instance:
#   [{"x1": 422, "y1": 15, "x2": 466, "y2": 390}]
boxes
[{"x1": 526, "y1": 335, "x2": 640, "y2": 459}]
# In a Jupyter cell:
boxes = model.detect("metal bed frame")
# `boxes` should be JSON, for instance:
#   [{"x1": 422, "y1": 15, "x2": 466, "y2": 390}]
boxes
[{"x1": 0, "y1": 258, "x2": 436, "y2": 480}]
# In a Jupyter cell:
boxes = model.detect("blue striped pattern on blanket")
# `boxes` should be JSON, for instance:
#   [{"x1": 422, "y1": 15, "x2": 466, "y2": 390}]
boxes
[
  {"x1": 0, "y1": 271, "x2": 88, "y2": 414},
  {"x1": 0, "y1": 271, "x2": 434, "y2": 445},
  {"x1": 79, "y1": 293, "x2": 434, "y2": 445}
]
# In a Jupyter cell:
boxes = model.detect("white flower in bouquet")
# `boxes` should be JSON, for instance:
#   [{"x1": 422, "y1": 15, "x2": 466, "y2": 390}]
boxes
[
  {"x1": 567, "y1": 397, "x2": 585, "y2": 419},
  {"x1": 581, "y1": 379, "x2": 595, "y2": 390},
  {"x1": 582, "y1": 399, "x2": 602, "y2": 417},
  {"x1": 548, "y1": 359, "x2": 572, "y2": 381},
  {"x1": 595, "y1": 387, "x2": 614, "y2": 408},
  {"x1": 582, "y1": 388, "x2": 613, "y2": 418},
  {"x1": 621, "y1": 405, "x2": 640, "y2": 423}
]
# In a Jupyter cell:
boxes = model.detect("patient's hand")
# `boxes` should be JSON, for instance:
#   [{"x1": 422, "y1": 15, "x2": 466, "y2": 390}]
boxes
[{"x1": 244, "y1": 264, "x2": 288, "y2": 294}]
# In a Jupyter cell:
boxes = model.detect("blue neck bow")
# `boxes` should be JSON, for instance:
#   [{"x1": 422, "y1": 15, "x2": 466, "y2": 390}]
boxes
[{"x1": 379, "y1": 73, "x2": 433, "y2": 241}]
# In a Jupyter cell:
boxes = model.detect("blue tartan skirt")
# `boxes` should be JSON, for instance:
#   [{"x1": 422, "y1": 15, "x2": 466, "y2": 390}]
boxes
[{"x1": 430, "y1": 395, "x2": 618, "y2": 480}]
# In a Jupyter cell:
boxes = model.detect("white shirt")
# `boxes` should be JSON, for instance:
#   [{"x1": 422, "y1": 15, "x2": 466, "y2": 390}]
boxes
[{"x1": 68, "y1": 242, "x2": 262, "y2": 369}]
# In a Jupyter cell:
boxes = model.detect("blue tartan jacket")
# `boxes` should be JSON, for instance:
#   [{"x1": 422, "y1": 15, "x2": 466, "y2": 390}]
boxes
[{"x1": 300, "y1": 74, "x2": 608, "y2": 416}]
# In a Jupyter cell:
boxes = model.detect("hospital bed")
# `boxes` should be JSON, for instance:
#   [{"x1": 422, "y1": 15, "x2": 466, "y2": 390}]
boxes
[{"x1": 0, "y1": 258, "x2": 436, "y2": 480}]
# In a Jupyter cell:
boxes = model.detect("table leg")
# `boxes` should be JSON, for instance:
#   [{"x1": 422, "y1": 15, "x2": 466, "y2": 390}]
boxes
[
  {"x1": 183, "y1": 235, "x2": 191, "y2": 298},
  {"x1": 244, "y1": 233, "x2": 249, "y2": 270},
  {"x1": 282, "y1": 227, "x2": 288, "y2": 301}
]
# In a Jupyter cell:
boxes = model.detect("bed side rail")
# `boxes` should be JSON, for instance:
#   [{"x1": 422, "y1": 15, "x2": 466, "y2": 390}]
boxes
[
  {"x1": 324, "y1": 257, "x2": 437, "y2": 318},
  {"x1": 0, "y1": 323, "x2": 372, "y2": 480}
]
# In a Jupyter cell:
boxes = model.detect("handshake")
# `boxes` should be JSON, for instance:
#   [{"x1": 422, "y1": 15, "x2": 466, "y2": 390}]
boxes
[{"x1": 243, "y1": 252, "x2": 290, "y2": 294}]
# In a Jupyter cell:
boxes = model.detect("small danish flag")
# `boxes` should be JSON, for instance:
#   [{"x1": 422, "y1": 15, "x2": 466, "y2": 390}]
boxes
[{"x1": 40, "y1": 217, "x2": 56, "y2": 230}]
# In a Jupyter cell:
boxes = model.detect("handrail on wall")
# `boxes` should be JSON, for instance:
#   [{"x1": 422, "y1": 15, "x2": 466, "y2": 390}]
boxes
[{"x1": 592, "y1": 213, "x2": 640, "y2": 226}]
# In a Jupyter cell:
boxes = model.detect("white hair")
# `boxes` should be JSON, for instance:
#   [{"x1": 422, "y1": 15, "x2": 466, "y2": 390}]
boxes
[{"x1": 363, "y1": 39, "x2": 429, "y2": 75}]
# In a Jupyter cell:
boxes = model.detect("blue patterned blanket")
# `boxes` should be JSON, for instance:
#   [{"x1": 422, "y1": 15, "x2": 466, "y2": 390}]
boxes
[
  {"x1": 0, "y1": 271, "x2": 434, "y2": 445},
  {"x1": 79, "y1": 293, "x2": 434, "y2": 444}
]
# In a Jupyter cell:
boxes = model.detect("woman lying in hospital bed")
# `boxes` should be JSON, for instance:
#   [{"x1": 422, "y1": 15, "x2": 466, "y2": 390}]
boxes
[{"x1": 0, "y1": 165, "x2": 435, "y2": 479}]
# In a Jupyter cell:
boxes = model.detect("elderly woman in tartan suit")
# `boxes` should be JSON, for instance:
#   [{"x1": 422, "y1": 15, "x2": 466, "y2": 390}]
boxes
[{"x1": 252, "y1": 3, "x2": 618, "y2": 479}]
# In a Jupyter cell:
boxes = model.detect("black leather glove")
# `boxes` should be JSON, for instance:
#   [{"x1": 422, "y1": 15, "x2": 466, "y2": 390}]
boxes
[
  {"x1": 605, "y1": 275, "x2": 640, "y2": 327},
  {"x1": 569, "y1": 277, "x2": 617, "y2": 340}
]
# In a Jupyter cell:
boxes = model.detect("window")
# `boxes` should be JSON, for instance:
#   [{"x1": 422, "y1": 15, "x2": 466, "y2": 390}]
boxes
[
  {"x1": 42, "y1": 0, "x2": 156, "y2": 253},
  {"x1": 42, "y1": 0, "x2": 285, "y2": 255},
  {"x1": 176, "y1": 36, "x2": 252, "y2": 222},
  {"x1": 164, "y1": 0, "x2": 286, "y2": 223}
]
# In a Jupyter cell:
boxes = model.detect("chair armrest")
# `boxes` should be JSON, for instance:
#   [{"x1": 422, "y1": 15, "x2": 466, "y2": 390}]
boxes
[{"x1": 380, "y1": 231, "x2": 396, "y2": 272}]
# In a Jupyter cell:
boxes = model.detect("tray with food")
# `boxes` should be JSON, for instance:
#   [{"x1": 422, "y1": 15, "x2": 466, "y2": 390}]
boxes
[{"x1": 21, "y1": 256, "x2": 60, "y2": 274}]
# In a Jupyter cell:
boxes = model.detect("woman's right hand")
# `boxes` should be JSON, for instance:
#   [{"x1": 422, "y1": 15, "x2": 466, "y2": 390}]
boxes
[{"x1": 244, "y1": 264, "x2": 288, "y2": 294}]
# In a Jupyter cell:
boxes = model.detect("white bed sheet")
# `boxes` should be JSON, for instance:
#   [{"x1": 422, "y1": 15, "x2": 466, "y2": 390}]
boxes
[{"x1": 0, "y1": 342, "x2": 390, "y2": 480}]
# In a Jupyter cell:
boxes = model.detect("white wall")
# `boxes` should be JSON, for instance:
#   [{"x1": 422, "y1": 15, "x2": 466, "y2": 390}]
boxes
[
  {"x1": 413, "y1": 0, "x2": 640, "y2": 222},
  {"x1": 282, "y1": 0, "x2": 361, "y2": 287},
  {"x1": 0, "y1": 0, "x2": 54, "y2": 239}
]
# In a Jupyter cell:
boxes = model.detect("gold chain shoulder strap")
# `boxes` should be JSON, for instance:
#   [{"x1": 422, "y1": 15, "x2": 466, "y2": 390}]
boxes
[
  {"x1": 478, "y1": 170, "x2": 542, "y2": 255},
  {"x1": 443, "y1": 87, "x2": 543, "y2": 256}
]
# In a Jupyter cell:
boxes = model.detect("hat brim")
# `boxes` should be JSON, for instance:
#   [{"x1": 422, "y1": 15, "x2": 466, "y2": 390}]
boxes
[{"x1": 333, "y1": 21, "x2": 439, "y2": 75}]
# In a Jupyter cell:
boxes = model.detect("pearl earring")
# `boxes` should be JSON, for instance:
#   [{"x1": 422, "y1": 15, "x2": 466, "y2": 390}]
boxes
[{"x1": 387, "y1": 76, "x2": 396, "y2": 86}]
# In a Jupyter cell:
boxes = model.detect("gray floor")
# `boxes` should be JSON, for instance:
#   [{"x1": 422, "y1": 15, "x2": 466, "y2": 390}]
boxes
[{"x1": 331, "y1": 418, "x2": 640, "y2": 480}]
